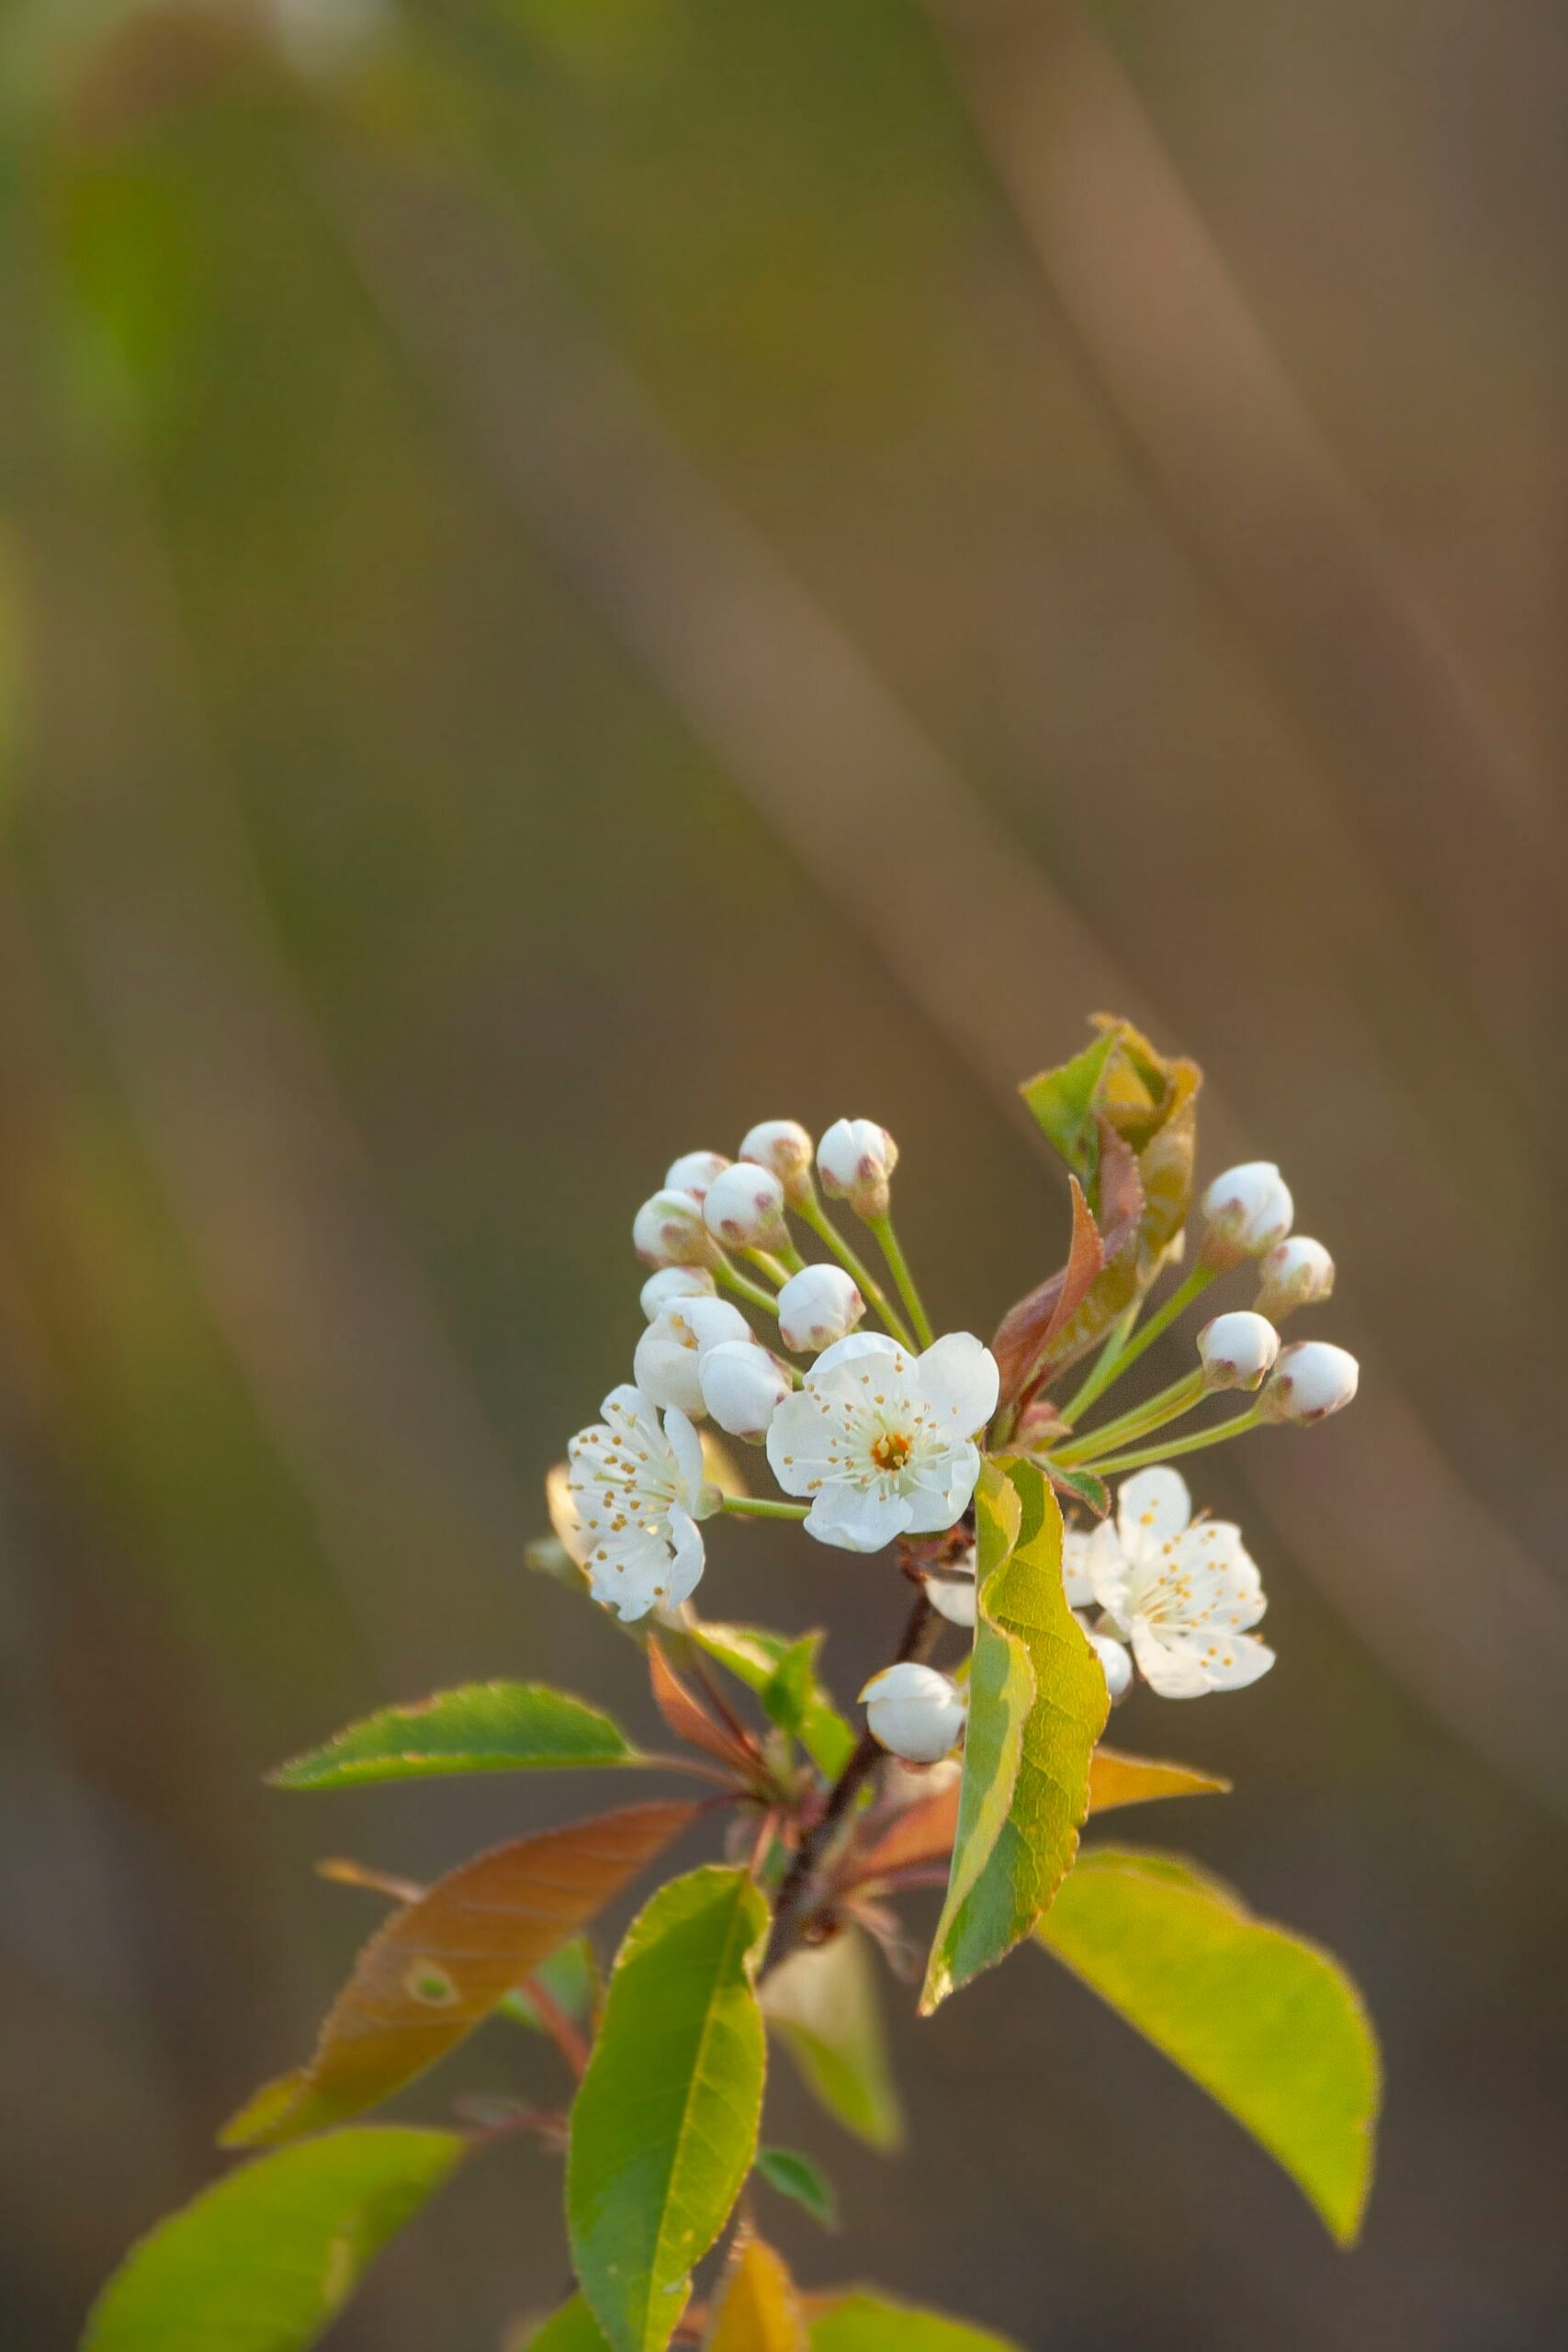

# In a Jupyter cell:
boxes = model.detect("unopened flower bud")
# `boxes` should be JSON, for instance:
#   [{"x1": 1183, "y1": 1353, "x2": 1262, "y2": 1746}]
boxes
[
  {"x1": 633, "y1": 1188, "x2": 721, "y2": 1270},
  {"x1": 739, "y1": 1119, "x2": 815, "y2": 1199},
  {"x1": 776, "y1": 1262, "x2": 864, "y2": 1353},
  {"x1": 664, "y1": 1149, "x2": 730, "y2": 1202},
  {"x1": 925, "y1": 1571, "x2": 977, "y2": 1629},
  {"x1": 859, "y1": 1662, "x2": 967, "y2": 1763},
  {"x1": 817, "y1": 1117, "x2": 898, "y2": 1220},
  {"x1": 1198, "y1": 1310, "x2": 1280, "y2": 1392},
  {"x1": 698, "y1": 1340, "x2": 791, "y2": 1442},
  {"x1": 702, "y1": 1162, "x2": 791, "y2": 1253},
  {"x1": 1260, "y1": 1339, "x2": 1359, "y2": 1424},
  {"x1": 640, "y1": 1265, "x2": 716, "y2": 1321},
  {"x1": 633, "y1": 1296, "x2": 750, "y2": 1415},
  {"x1": 1255, "y1": 1236, "x2": 1335, "y2": 1320},
  {"x1": 1200, "y1": 1160, "x2": 1293, "y2": 1268},
  {"x1": 1088, "y1": 1629, "x2": 1134, "y2": 1702}
]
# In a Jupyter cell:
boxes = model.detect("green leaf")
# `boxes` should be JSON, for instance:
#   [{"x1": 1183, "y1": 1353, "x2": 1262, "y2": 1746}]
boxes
[
  {"x1": 270, "y1": 1681, "x2": 640, "y2": 1789},
  {"x1": 693, "y1": 1623, "x2": 854, "y2": 1780},
  {"x1": 761, "y1": 1927, "x2": 902, "y2": 2153},
  {"x1": 81, "y1": 2127, "x2": 463, "y2": 2352},
  {"x1": 807, "y1": 2291, "x2": 1022, "y2": 2351},
  {"x1": 1036, "y1": 1846, "x2": 1381, "y2": 2243},
  {"x1": 516, "y1": 2301, "x2": 612, "y2": 2351},
  {"x1": 1046, "y1": 1463, "x2": 1109, "y2": 1520},
  {"x1": 922, "y1": 1463, "x2": 1107, "y2": 2012},
  {"x1": 567, "y1": 1866, "x2": 771, "y2": 2352},
  {"x1": 707, "y1": 2235, "x2": 808, "y2": 2350},
  {"x1": 1020, "y1": 1024, "x2": 1121, "y2": 1186},
  {"x1": 756, "y1": 2146, "x2": 838, "y2": 2231}
]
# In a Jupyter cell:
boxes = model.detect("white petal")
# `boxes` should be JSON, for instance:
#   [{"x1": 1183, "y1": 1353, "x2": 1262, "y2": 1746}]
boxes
[
  {"x1": 765, "y1": 1390, "x2": 839, "y2": 1497},
  {"x1": 903, "y1": 1438, "x2": 982, "y2": 1533},
  {"x1": 660, "y1": 1507, "x2": 707, "y2": 1610},
  {"x1": 1130, "y1": 1620, "x2": 1213, "y2": 1698},
  {"x1": 662, "y1": 1405, "x2": 707, "y2": 1503},
  {"x1": 813, "y1": 1330, "x2": 905, "y2": 1380},
  {"x1": 805, "y1": 1485, "x2": 914, "y2": 1554},
  {"x1": 926, "y1": 1574, "x2": 977, "y2": 1628},
  {"x1": 1196, "y1": 1631, "x2": 1274, "y2": 1690},
  {"x1": 911, "y1": 1333, "x2": 999, "y2": 1434},
  {"x1": 1062, "y1": 1529, "x2": 1097, "y2": 1610},
  {"x1": 1083, "y1": 1520, "x2": 1133, "y2": 1621},
  {"x1": 632, "y1": 1328, "x2": 706, "y2": 1417},
  {"x1": 1116, "y1": 1465, "x2": 1191, "y2": 1549},
  {"x1": 600, "y1": 1382, "x2": 660, "y2": 1440}
]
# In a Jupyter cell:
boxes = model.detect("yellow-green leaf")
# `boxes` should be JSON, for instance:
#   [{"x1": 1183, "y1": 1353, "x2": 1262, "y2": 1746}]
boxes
[
  {"x1": 1037, "y1": 1846, "x2": 1381, "y2": 2242},
  {"x1": 82, "y1": 2127, "x2": 463, "y2": 2352},
  {"x1": 705, "y1": 2234, "x2": 808, "y2": 2352},
  {"x1": 756, "y1": 2146, "x2": 838, "y2": 2231},
  {"x1": 516, "y1": 2298, "x2": 612, "y2": 2350},
  {"x1": 805, "y1": 2291, "x2": 1022, "y2": 2351},
  {"x1": 223, "y1": 1802, "x2": 695, "y2": 2145},
  {"x1": 922, "y1": 1463, "x2": 1107, "y2": 2012},
  {"x1": 567, "y1": 1866, "x2": 771, "y2": 2352},
  {"x1": 761, "y1": 1928, "x2": 902, "y2": 2153},
  {"x1": 1088, "y1": 1747, "x2": 1230, "y2": 1813},
  {"x1": 691, "y1": 1623, "x2": 854, "y2": 1779},
  {"x1": 270, "y1": 1682, "x2": 641, "y2": 1789}
]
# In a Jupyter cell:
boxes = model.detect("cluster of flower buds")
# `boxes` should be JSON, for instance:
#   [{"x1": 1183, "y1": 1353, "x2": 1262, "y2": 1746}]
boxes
[{"x1": 557, "y1": 1111, "x2": 1361, "y2": 1759}]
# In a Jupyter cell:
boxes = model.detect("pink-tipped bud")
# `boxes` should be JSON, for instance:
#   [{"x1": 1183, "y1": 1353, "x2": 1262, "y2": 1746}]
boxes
[
  {"x1": 633, "y1": 1188, "x2": 722, "y2": 1270},
  {"x1": 1260, "y1": 1339, "x2": 1359, "y2": 1424},
  {"x1": 1200, "y1": 1160, "x2": 1293, "y2": 1268},
  {"x1": 817, "y1": 1117, "x2": 898, "y2": 1220},
  {"x1": 1198, "y1": 1310, "x2": 1280, "y2": 1392},
  {"x1": 776, "y1": 1263, "x2": 864, "y2": 1353},
  {"x1": 739, "y1": 1119, "x2": 815, "y2": 1199},
  {"x1": 664, "y1": 1150, "x2": 730, "y2": 1202},
  {"x1": 1255, "y1": 1236, "x2": 1335, "y2": 1320},
  {"x1": 702, "y1": 1163, "x2": 791, "y2": 1253}
]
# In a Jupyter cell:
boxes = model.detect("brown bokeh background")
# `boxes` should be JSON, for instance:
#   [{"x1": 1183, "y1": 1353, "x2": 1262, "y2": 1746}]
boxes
[{"x1": 3, "y1": 3, "x2": 1567, "y2": 2345}]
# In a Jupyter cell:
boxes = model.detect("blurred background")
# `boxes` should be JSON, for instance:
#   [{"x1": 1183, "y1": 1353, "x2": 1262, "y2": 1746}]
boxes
[{"x1": 3, "y1": 1, "x2": 1567, "y2": 2345}]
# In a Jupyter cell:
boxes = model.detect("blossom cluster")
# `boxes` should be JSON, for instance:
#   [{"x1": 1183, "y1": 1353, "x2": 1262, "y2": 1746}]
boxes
[{"x1": 556, "y1": 1123, "x2": 1359, "y2": 1768}]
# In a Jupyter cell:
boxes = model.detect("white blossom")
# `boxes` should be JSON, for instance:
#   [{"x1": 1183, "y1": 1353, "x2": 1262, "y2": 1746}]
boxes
[
  {"x1": 639, "y1": 1265, "x2": 716, "y2": 1320},
  {"x1": 664, "y1": 1149, "x2": 730, "y2": 1202},
  {"x1": 1201, "y1": 1160, "x2": 1293, "y2": 1264},
  {"x1": 1261, "y1": 1340, "x2": 1359, "y2": 1423},
  {"x1": 739, "y1": 1119, "x2": 814, "y2": 1197},
  {"x1": 766, "y1": 1331, "x2": 998, "y2": 1554},
  {"x1": 633, "y1": 1188, "x2": 720, "y2": 1270},
  {"x1": 926, "y1": 1571, "x2": 977, "y2": 1628},
  {"x1": 1255, "y1": 1236, "x2": 1336, "y2": 1319},
  {"x1": 565, "y1": 1385, "x2": 718, "y2": 1621},
  {"x1": 817, "y1": 1118, "x2": 898, "y2": 1219},
  {"x1": 1198, "y1": 1310, "x2": 1280, "y2": 1391},
  {"x1": 1079, "y1": 1466, "x2": 1273, "y2": 1699},
  {"x1": 634, "y1": 1295, "x2": 751, "y2": 1416},
  {"x1": 698, "y1": 1341, "x2": 792, "y2": 1442},
  {"x1": 860, "y1": 1662, "x2": 968, "y2": 1762},
  {"x1": 776, "y1": 1262, "x2": 864, "y2": 1353},
  {"x1": 702, "y1": 1162, "x2": 791, "y2": 1253}
]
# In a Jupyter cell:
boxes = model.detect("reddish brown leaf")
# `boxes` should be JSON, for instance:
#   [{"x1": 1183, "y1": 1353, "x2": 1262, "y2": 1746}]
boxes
[
  {"x1": 649, "y1": 1639, "x2": 764, "y2": 1782},
  {"x1": 846, "y1": 1745, "x2": 1226, "y2": 1891},
  {"x1": 221, "y1": 1801, "x2": 696, "y2": 2146},
  {"x1": 991, "y1": 1176, "x2": 1107, "y2": 1407}
]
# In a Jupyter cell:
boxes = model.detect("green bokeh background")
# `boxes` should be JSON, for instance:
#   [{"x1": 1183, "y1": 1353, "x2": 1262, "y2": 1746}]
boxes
[{"x1": 3, "y1": 4, "x2": 1566, "y2": 2346}]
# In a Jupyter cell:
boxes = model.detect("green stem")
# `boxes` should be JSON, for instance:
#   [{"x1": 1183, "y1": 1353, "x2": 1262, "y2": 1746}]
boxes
[
  {"x1": 794, "y1": 1193, "x2": 914, "y2": 1349},
  {"x1": 867, "y1": 1213, "x2": 935, "y2": 1351},
  {"x1": 744, "y1": 1248, "x2": 791, "y2": 1288},
  {"x1": 719, "y1": 1494, "x2": 810, "y2": 1521},
  {"x1": 1053, "y1": 1368, "x2": 1206, "y2": 1467},
  {"x1": 1059, "y1": 1301, "x2": 1140, "y2": 1422},
  {"x1": 1076, "y1": 1405, "x2": 1261, "y2": 1478},
  {"x1": 715, "y1": 1258, "x2": 784, "y2": 1317},
  {"x1": 1066, "y1": 1264, "x2": 1217, "y2": 1419}
]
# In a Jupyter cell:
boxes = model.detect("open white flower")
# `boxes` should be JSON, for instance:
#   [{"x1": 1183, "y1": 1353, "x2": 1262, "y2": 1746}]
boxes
[
  {"x1": 639, "y1": 1265, "x2": 716, "y2": 1321},
  {"x1": 565, "y1": 1385, "x2": 718, "y2": 1621},
  {"x1": 766, "y1": 1331, "x2": 998, "y2": 1554},
  {"x1": 1078, "y1": 1465, "x2": 1273, "y2": 1699},
  {"x1": 634, "y1": 1295, "x2": 751, "y2": 1417}
]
